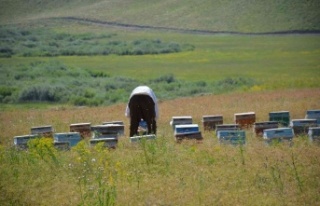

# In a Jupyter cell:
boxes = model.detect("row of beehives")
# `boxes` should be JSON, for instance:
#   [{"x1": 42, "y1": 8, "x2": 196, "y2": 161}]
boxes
[
  {"x1": 170, "y1": 110, "x2": 320, "y2": 145},
  {"x1": 13, "y1": 121, "x2": 128, "y2": 150},
  {"x1": 13, "y1": 109, "x2": 320, "y2": 149}
]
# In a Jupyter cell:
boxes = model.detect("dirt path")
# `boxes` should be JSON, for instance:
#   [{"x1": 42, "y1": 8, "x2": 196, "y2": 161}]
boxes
[{"x1": 55, "y1": 16, "x2": 320, "y2": 35}]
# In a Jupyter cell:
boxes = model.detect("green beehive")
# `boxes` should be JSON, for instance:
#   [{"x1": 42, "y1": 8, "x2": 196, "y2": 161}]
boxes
[{"x1": 269, "y1": 111, "x2": 290, "y2": 127}]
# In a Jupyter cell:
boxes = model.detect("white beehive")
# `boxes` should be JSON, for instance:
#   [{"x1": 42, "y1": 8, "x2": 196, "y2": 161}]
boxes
[
  {"x1": 263, "y1": 128, "x2": 294, "y2": 144},
  {"x1": 130, "y1": 134, "x2": 157, "y2": 143},
  {"x1": 54, "y1": 132, "x2": 82, "y2": 147}
]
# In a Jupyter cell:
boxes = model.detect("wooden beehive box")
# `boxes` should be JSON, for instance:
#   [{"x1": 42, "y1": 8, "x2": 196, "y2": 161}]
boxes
[
  {"x1": 308, "y1": 127, "x2": 320, "y2": 144},
  {"x1": 91, "y1": 124, "x2": 123, "y2": 138},
  {"x1": 54, "y1": 132, "x2": 82, "y2": 147},
  {"x1": 30, "y1": 125, "x2": 53, "y2": 138},
  {"x1": 202, "y1": 115, "x2": 223, "y2": 131},
  {"x1": 263, "y1": 127, "x2": 294, "y2": 144},
  {"x1": 305, "y1": 110, "x2": 320, "y2": 124},
  {"x1": 269, "y1": 111, "x2": 290, "y2": 127},
  {"x1": 130, "y1": 134, "x2": 157, "y2": 143},
  {"x1": 253, "y1": 121, "x2": 279, "y2": 136},
  {"x1": 13, "y1": 134, "x2": 40, "y2": 149},
  {"x1": 215, "y1": 124, "x2": 240, "y2": 135},
  {"x1": 234, "y1": 112, "x2": 256, "y2": 128},
  {"x1": 170, "y1": 116, "x2": 193, "y2": 130},
  {"x1": 89, "y1": 137, "x2": 118, "y2": 148},
  {"x1": 290, "y1": 119, "x2": 318, "y2": 135},
  {"x1": 70, "y1": 123, "x2": 91, "y2": 138},
  {"x1": 217, "y1": 130, "x2": 246, "y2": 145}
]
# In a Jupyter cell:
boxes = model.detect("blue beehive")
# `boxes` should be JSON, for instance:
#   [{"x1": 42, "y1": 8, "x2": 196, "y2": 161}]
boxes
[
  {"x1": 170, "y1": 116, "x2": 193, "y2": 130},
  {"x1": 308, "y1": 127, "x2": 320, "y2": 144},
  {"x1": 13, "y1": 134, "x2": 40, "y2": 149},
  {"x1": 263, "y1": 127, "x2": 294, "y2": 144},
  {"x1": 290, "y1": 119, "x2": 318, "y2": 135},
  {"x1": 89, "y1": 137, "x2": 118, "y2": 148},
  {"x1": 175, "y1": 124, "x2": 199, "y2": 134},
  {"x1": 130, "y1": 134, "x2": 157, "y2": 143},
  {"x1": 54, "y1": 132, "x2": 82, "y2": 147},
  {"x1": 269, "y1": 111, "x2": 290, "y2": 127},
  {"x1": 305, "y1": 110, "x2": 320, "y2": 124},
  {"x1": 217, "y1": 130, "x2": 246, "y2": 145}
]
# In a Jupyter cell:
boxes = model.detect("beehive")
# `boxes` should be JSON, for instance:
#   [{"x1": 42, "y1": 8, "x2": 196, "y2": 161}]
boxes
[
  {"x1": 175, "y1": 124, "x2": 199, "y2": 134},
  {"x1": 308, "y1": 127, "x2": 320, "y2": 144},
  {"x1": 253, "y1": 121, "x2": 279, "y2": 136},
  {"x1": 234, "y1": 112, "x2": 256, "y2": 128},
  {"x1": 89, "y1": 138, "x2": 118, "y2": 148},
  {"x1": 269, "y1": 111, "x2": 290, "y2": 127},
  {"x1": 70, "y1": 123, "x2": 91, "y2": 138},
  {"x1": 30, "y1": 125, "x2": 53, "y2": 137},
  {"x1": 305, "y1": 110, "x2": 320, "y2": 124},
  {"x1": 13, "y1": 134, "x2": 40, "y2": 149},
  {"x1": 215, "y1": 124, "x2": 240, "y2": 135},
  {"x1": 175, "y1": 131, "x2": 203, "y2": 142},
  {"x1": 202, "y1": 115, "x2": 223, "y2": 131},
  {"x1": 170, "y1": 116, "x2": 193, "y2": 130},
  {"x1": 130, "y1": 134, "x2": 157, "y2": 143},
  {"x1": 217, "y1": 130, "x2": 246, "y2": 145},
  {"x1": 54, "y1": 132, "x2": 82, "y2": 147},
  {"x1": 290, "y1": 119, "x2": 318, "y2": 135},
  {"x1": 263, "y1": 128, "x2": 294, "y2": 144},
  {"x1": 91, "y1": 124, "x2": 123, "y2": 138},
  {"x1": 102, "y1": 121, "x2": 125, "y2": 136}
]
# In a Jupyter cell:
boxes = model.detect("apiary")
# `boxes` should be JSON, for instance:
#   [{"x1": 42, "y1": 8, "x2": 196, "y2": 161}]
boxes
[
  {"x1": 130, "y1": 134, "x2": 157, "y2": 143},
  {"x1": 70, "y1": 123, "x2": 91, "y2": 138},
  {"x1": 217, "y1": 130, "x2": 246, "y2": 145},
  {"x1": 202, "y1": 115, "x2": 223, "y2": 131},
  {"x1": 30, "y1": 125, "x2": 53, "y2": 137},
  {"x1": 305, "y1": 110, "x2": 320, "y2": 124},
  {"x1": 13, "y1": 134, "x2": 40, "y2": 149},
  {"x1": 54, "y1": 141, "x2": 70, "y2": 150},
  {"x1": 263, "y1": 127, "x2": 294, "y2": 144},
  {"x1": 308, "y1": 127, "x2": 320, "y2": 144},
  {"x1": 54, "y1": 132, "x2": 82, "y2": 147},
  {"x1": 290, "y1": 119, "x2": 318, "y2": 135},
  {"x1": 253, "y1": 121, "x2": 279, "y2": 136},
  {"x1": 89, "y1": 137, "x2": 118, "y2": 148},
  {"x1": 215, "y1": 124, "x2": 240, "y2": 135},
  {"x1": 234, "y1": 112, "x2": 256, "y2": 128},
  {"x1": 269, "y1": 111, "x2": 290, "y2": 127},
  {"x1": 91, "y1": 124, "x2": 123, "y2": 138},
  {"x1": 170, "y1": 116, "x2": 193, "y2": 130}
]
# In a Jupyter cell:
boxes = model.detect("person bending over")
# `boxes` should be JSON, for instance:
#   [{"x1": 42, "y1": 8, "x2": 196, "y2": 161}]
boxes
[{"x1": 125, "y1": 86, "x2": 159, "y2": 137}]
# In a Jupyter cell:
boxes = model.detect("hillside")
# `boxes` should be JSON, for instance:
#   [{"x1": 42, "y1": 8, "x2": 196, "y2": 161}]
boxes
[{"x1": 1, "y1": 0, "x2": 319, "y2": 33}]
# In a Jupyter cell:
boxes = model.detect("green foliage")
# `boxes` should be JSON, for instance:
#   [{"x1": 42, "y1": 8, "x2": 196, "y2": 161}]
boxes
[{"x1": 0, "y1": 27, "x2": 194, "y2": 57}]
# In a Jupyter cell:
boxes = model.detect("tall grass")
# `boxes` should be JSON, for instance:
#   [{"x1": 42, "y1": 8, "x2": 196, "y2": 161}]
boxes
[{"x1": 0, "y1": 89, "x2": 319, "y2": 205}]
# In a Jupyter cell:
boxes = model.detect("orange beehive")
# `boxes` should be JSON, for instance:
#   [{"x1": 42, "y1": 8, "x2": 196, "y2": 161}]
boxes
[{"x1": 234, "y1": 112, "x2": 256, "y2": 129}]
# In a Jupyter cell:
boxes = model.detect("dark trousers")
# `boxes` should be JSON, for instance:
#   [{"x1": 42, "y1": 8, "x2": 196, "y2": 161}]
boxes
[{"x1": 129, "y1": 95, "x2": 156, "y2": 137}]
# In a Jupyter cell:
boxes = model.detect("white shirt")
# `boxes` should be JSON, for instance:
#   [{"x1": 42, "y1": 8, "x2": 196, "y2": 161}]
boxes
[{"x1": 125, "y1": 86, "x2": 159, "y2": 119}]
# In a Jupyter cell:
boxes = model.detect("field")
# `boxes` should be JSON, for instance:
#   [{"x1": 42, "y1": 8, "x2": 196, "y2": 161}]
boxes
[
  {"x1": 1, "y1": 89, "x2": 320, "y2": 205},
  {"x1": 1, "y1": 0, "x2": 320, "y2": 205}
]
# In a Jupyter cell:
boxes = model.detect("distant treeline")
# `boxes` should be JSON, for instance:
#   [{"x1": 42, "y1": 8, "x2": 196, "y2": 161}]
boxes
[
  {"x1": 0, "y1": 60, "x2": 257, "y2": 106},
  {"x1": 0, "y1": 27, "x2": 194, "y2": 57}
]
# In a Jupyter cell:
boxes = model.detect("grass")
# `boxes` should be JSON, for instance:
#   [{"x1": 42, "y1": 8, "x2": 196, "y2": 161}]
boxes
[{"x1": 0, "y1": 89, "x2": 320, "y2": 205}]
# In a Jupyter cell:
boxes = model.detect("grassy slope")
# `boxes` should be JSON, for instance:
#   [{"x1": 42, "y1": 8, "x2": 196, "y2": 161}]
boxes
[{"x1": 1, "y1": 0, "x2": 320, "y2": 32}]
